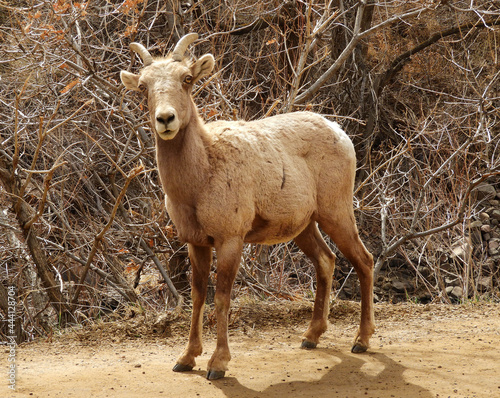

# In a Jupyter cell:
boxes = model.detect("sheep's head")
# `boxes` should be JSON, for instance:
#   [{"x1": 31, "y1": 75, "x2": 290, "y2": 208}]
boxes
[{"x1": 120, "y1": 33, "x2": 215, "y2": 140}]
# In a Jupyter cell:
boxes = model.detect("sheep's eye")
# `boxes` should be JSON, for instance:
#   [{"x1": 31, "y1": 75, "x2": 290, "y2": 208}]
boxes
[
  {"x1": 184, "y1": 75, "x2": 193, "y2": 85},
  {"x1": 138, "y1": 83, "x2": 147, "y2": 93}
]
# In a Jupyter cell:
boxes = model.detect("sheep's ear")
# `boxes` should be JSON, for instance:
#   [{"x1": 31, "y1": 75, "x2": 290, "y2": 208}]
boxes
[
  {"x1": 120, "y1": 70, "x2": 141, "y2": 91},
  {"x1": 191, "y1": 54, "x2": 215, "y2": 84}
]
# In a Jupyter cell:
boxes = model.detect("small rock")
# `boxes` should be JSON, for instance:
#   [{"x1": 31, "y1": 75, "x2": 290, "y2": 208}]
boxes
[
  {"x1": 392, "y1": 281, "x2": 408, "y2": 293},
  {"x1": 470, "y1": 220, "x2": 483, "y2": 228},
  {"x1": 479, "y1": 212, "x2": 490, "y2": 222},
  {"x1": 446, "y1": 286, "x2": 463, "y2": 299},
  {"x1": 481, "y1": 224, "x2": 492, "y2": 233},
  {"x1": 450, "y1": 237, "x2": 472, "y2": 260},
  {"x1": 488, "y1": 239, "x2": 500, "y2": 255},
  {"x1": 491, "y1": 210, "x2": 500, "y2": 221},
  {"x1": 474, "y1": 183, "x2": 497, "y2": 200},
  {"x1": 477, "y1": 276, "x2": 492, "y2": 291}
]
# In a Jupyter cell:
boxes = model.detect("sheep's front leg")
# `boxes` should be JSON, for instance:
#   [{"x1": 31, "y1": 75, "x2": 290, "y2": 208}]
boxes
[
  {"x1": 206, "y1": 237, "x2": 243, "y2": 380},
  {"x1": 173, "y1": 244, "x2": 211, "y2": 372}
]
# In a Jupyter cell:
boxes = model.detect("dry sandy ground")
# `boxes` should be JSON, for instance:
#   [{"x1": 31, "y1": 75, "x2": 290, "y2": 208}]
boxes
[{"x1": 2, "y1": 301, "x2": 500, "y2": 398}]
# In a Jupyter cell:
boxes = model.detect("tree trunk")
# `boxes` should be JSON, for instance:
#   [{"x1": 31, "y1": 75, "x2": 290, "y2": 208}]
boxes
[{"x1": 0, "y1": 161, "x2": 72, "y2": 326}]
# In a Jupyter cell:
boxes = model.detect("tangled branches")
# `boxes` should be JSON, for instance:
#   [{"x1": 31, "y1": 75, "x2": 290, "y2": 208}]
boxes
[{"x1": 0, "y1": 1, "x2": 499, "y2": 341}]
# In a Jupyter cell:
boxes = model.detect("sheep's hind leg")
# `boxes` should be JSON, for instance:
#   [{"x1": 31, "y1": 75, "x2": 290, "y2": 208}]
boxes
[
  {"x1": 173, "y1": 244, "x2": 211, "y2": 372},
  {"x1": 294, "y1": 222, "x2": 336, "y2": 349},
  {"x1": 320, "y1": 216, "x2": 375, "y2": 353}
]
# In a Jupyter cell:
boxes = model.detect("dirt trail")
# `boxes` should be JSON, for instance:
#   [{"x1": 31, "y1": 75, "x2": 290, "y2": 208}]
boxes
[{"x1": 2, "y1": 302, "x2": 500, "y2": 398}]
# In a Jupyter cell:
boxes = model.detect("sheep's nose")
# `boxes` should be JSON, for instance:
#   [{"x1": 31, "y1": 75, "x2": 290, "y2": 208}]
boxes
[
  {"x1": 156, "y1": 112, "x2": 175, "y2": 126},
  {"x1": 155, "y1": 109, "x2": 178, "y2": 135}
]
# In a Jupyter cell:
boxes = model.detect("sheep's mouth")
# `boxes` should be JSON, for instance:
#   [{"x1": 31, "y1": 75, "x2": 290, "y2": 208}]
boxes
[{"x1": 157, "y1": 129, "x2": 178, "y2": 140}]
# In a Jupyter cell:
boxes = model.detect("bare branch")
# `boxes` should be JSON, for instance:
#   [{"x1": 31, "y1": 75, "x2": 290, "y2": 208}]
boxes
[{"x1": 70, "y1": 164, "x2": 144, "y2": 306}]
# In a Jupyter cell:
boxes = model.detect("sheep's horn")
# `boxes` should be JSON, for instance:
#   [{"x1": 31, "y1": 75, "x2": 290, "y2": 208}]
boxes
[
  {"x1": 172, "y1": 33, "x2": 199, "y2": 61},
  {"x1": 130, "y1": 42, "x2": 153, "y2": 66}
]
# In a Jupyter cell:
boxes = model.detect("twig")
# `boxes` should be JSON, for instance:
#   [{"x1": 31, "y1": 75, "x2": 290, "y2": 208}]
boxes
[
  {"x1": 294, "y1": 4, "x2": 437, "y2": 104},
  {"x1": 70, "y1": 164, "x2": 144, "y2": 306},
  {"x1": 93, "y1": 171, "x2": 181, "y2": 305},
  {"x1": 374, "y1": 172, "x2": 500, "y2": 276},
  {"x1": 23, "y1": 160, "x2": 67, "y2": 230}
]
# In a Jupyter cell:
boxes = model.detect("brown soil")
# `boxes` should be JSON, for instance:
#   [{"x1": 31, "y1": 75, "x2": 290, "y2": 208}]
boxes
[{"x1": 2, "y1": 301, "x2": 500, "y2": 398}]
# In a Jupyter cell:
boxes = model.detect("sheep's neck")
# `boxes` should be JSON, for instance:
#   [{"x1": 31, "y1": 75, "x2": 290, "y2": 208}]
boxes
[{"x1": 155, "y1": 113, "x2": 210, "y2": 205}]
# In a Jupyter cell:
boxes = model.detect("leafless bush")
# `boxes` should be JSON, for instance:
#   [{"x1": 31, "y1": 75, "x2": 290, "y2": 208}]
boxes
[{"x1": 0, "y1": 0, "x2": 499, "y2": 341}]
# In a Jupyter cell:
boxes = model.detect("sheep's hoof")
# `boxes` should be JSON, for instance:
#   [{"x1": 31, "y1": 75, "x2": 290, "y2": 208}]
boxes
[
  {"x1": 301, "y1": 340, "x2": 317, "y2": 349},
  {"x1": 172, "y1": 363, "x2": 194, "y2": 372},
  {"x1": 351, "y1": 343, "x2": 368, "y2": 353},
  {"x1": 206, "y1": 370, "x2": 225, "y2": 380}
]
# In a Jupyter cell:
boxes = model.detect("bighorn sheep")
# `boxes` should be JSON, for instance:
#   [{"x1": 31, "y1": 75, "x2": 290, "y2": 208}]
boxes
[{"x1": 120, "y1": 33, "x2": 375, "y2": 380}]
